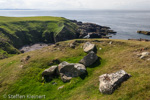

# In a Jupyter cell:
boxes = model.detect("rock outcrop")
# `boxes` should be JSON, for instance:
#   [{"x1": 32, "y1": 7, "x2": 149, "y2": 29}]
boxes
[
  {"x1": 99, "y1": 70, "x2": 131, "y2": 94},
  {"x1": 137, "y1": 31, "x2": 150, "y2": 35},
  {"x1": 79, "y1": 51, "x2": 98, "y2": 67},
  {"x1": 58, "y1": 61, "x2": 86, "y2": 82},
  {"x1": 70, "y1": 20, "x2": 116, "y2": 39},
  {"x1": 83, "y1": 42, "x2": 96, "y2": 53}
]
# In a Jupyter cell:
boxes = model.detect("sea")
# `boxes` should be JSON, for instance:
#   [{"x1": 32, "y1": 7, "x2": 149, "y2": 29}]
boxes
[{"x1": 0, "y1": 10, "x2": 150, "y2": 40}]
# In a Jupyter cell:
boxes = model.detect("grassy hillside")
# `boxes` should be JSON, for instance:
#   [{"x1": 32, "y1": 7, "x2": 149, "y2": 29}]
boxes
[
  {"x1": 0, "y1": 39, "x2": 150, "y2": 100},
  {"x1": 0, "y1": 16, "x2": 77, "y2": 59}
]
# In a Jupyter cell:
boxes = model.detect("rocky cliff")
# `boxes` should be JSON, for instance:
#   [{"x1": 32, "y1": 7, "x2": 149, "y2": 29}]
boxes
[{"x1": 0, "y1": 16, "x2": 116, "y2": 59}]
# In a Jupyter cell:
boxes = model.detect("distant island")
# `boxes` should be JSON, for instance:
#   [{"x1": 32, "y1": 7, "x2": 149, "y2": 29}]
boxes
[{"x1": 0, "y1": 9, "x2": 35, "y2": 10}]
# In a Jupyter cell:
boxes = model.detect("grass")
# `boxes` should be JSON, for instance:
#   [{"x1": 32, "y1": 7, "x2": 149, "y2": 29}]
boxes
[
  {"x1": 0, "y1": 39, "x2": 150, "y2": 100},
  {"x1": 0, "y1": 16, "x2": 66, "y2": 22}
]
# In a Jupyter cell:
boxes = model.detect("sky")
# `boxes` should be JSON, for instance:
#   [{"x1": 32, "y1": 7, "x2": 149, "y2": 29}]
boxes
[{"x1": 0, "y1": 0, "x2": 149, "y2": 10}]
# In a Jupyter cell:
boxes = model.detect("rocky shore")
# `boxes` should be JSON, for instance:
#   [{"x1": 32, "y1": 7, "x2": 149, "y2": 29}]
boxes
[{"x1": 70, "y1": 20, "x2": 116, "y2": 39}]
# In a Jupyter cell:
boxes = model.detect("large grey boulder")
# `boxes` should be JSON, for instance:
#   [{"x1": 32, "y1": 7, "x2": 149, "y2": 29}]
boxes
[
  {"x1": 83, "y1": 42, "x2": 96, "y2": 53},
  {"x1": 99, "y1": 70, "x2": 131, "y2": 94},
  {"x1": 79, "y1": 51, "x2": 98, "y2": 67},
  {"x1": 42, "y1": 65, "x2": 58, "y2": 76},
  {"x1": 58, "y1": 61, "x2": 86, "y2": 82}
]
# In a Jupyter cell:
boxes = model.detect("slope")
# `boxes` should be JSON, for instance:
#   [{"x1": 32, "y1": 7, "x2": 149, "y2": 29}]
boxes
[{"x1": 0, "y1": 39, "x2": 150, "y2": 100}]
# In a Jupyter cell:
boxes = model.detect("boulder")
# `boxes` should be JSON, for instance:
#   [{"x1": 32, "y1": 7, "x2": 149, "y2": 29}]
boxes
[
  {"x1": 42, "y1": 65, "x2": 58, "y2": 76},
  {"x1": 79, "y1": 51, "x2": 98, "y2": 67},
  {"x1": 83, "y1": 42, "x2": 96, "y2": 53},
  {"x1": 99, "y1": 70, "x2": 131, "y2": 94},
  {"x1": 58, "y1": 61, "x2": 86, "y2": 82},
  {"x1": 70, "y1": 43, "x2": 75, "y2": 48}
]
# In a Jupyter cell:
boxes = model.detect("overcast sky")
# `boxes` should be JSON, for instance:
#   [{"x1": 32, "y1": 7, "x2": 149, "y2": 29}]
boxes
[{"x1": 0, "y1": 0, "x2": 149, "y2": 10}]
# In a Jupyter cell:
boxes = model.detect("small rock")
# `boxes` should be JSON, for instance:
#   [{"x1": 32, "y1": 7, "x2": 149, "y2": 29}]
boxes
[
  {"x1": 70, "y1": 41, "x2": 77, "y2": 49},
  {"x1": 21, "y1": 55, "x2": 31, "y2": 63},
  {"x1": 99, "y1": 70, "x2": 131, "y2": 94},
  {"x1": 55, "y1": 43, "x2": 59, "y2": 46},
  {"x1": 58, "y1": 85, "x2": 64, "y2": 90},
  {"x1": 70, "y1": 43, "x2": 75, "y2": 49},
  {"x1": 83, "y1": 42, "x2": 96, "y2": 53},
  {"x1": 79, "y1": 51, "x2": 98, "y2": 67},
  {"x1": 42, "y1": 77, "x2": 44, "y2": 80},
  {"x1": 99, "y1": 48, "x2": 102, "y2": 50},
  {"x1": 19, "y1": 65, "x2": 24, "y2": 68},
  {"x1": 52, "y1": 82, "x2": 57, "y2": 85},
  {"x1": 60, "y1": 74, "x2": 72, "y2": 82},
  {"x1": 109, "y1": 41, "x2": 112, "y2": 44}
]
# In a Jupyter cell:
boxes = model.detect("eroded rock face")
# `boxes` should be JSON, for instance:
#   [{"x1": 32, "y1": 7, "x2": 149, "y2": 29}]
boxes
[
  {"x1": 99, "y1": 70, "x2": 131, "y2": 94},
  {"x1": 79, "y1": 51, "x2": 98, "y2": 67},
  {"x1": 58, "y1": 61, "x2": 86, "y2": 82},
  {"x1": 83, "y1": 42, "x2": 96, "y2": 53}
]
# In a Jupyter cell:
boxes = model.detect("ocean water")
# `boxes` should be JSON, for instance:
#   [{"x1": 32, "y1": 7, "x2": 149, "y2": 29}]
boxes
[{"x1": 0, "y1": 10, "x2": 150, "y2": 40}]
